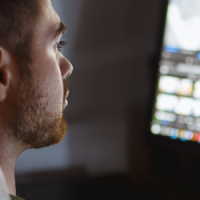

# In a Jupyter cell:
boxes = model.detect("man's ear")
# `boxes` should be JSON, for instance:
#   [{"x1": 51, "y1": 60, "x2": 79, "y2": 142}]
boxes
[{"x1": 0, "y1": 48, "x2": 11, "y2": 102}]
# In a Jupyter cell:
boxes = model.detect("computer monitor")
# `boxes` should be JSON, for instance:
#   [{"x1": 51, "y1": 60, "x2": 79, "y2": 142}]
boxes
[{"x1": 149, "y1": 0, "x2": 200, "y2": 154}]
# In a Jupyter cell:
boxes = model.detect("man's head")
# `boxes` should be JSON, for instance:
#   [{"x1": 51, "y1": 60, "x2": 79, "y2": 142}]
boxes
[{"x1": 0, "y1": 0, "x2": 73, "y2": 149}]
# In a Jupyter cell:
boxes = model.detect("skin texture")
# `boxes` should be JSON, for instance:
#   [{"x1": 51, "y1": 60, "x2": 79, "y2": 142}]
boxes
[{"x1": 0, "y1": 0, "x2": 73, "y2": 195}]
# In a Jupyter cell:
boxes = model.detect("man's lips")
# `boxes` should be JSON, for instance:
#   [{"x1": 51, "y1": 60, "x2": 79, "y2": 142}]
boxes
[
  {"x1": 64, "y1": 99, "x2": 68, "y2": 107},
  {"x1": 66, "y1": 90, "x2": 69, "y2": 98},
  {"x1": 64, "y1": 90, "x2": 69, "y2": 108}
]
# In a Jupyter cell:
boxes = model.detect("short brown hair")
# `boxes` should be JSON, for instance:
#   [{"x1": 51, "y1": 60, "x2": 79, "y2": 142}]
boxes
[{"x1": 0, "y1": 0, "x2": 41, "y2": 76}]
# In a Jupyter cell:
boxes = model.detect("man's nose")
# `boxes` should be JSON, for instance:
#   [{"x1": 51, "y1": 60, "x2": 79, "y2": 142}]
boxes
[{"x1": 60, "y1": 56, "x2": 73, "y2": 79}]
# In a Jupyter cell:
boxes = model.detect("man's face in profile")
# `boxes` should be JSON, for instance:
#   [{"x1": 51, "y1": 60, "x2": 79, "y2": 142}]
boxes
[{"x1": 9, "y1": 0, "x2": 73, "y2": 149}]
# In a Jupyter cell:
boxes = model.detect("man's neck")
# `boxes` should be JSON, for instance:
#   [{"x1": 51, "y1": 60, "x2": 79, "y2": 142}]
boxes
[
  {"x1": 1, "y1": 155, "x2": 16, "y2": 196},
  {"x1": 0, "y1": 132, "x2": 27, "y2": 196}
]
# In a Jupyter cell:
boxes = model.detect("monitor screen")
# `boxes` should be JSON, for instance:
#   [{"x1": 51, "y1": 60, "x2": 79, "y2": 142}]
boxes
[{"x1": 150, "y1": 0, "x2": 200, "y2": 143}]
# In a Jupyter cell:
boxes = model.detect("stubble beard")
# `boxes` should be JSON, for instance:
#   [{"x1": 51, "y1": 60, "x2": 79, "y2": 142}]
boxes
[{"x1": 10, "y1": 74, "x2": 68, "y2": 149}]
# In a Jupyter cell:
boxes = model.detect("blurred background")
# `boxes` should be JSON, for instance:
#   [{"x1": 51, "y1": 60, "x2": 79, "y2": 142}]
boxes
[{"x1": 14, "y1": 0, "x2": 200, "y2": 199}]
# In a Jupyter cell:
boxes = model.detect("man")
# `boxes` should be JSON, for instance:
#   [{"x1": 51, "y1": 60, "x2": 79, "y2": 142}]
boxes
[{"x1": 0, "y1": 0, "x2": 73, "y2": 199}]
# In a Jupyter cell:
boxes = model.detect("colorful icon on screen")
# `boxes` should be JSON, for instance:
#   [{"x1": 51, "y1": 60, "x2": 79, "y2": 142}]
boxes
[
  {"x1": 151, "y1": 124, "x2": 161, "y2": 135},
  {"x1": 170, "y1": 128, "x2": 179, "y2": 139},
  {"x1": 193, "y1": 133, "x2": 200, "y2": 143}
]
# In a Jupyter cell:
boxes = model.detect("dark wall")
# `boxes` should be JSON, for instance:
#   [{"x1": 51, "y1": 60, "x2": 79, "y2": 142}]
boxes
[
  {"x1": 64, "y1": 0, "x2": 164, "y2": 179},
  {"x1": 66, "y1": 0, "x2": 163, "y2": 119}
]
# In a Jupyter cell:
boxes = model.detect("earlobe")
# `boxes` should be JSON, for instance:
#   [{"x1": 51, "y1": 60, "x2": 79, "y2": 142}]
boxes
[
  {"x1": 0, "y1": 83, "x2": 6, "y2": 102},
  {"x1": 0, "y1": 48, "x2": 10, "y2": 102}
]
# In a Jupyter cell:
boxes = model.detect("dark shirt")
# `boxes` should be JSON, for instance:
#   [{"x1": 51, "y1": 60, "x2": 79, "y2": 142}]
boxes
[{"x1": 10, "y1": 195, "x2": 25, "y2": 200}]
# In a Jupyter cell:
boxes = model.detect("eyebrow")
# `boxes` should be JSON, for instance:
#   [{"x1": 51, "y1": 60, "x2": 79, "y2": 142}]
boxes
[{"x1": 53, "y1": 22, "x2": 67, "y2": 40}]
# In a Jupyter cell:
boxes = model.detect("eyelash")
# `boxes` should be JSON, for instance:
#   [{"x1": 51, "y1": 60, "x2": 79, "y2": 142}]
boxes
[{"x1": 56, "y1": 40, "x2": 67, "y2": 51}]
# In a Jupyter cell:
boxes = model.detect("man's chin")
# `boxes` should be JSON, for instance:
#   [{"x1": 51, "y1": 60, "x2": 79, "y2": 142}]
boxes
[
  {"x1": 31, "y1": 116, "x2": 67, "y2": 149},
  {"x1": 14, "y1": 114, "x2": 67, "y2": 149}
]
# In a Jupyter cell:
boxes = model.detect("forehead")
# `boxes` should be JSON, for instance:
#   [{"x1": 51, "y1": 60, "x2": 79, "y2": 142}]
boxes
[{"x1": 40, "y1": 0, "x2": 61, "y2": 30}]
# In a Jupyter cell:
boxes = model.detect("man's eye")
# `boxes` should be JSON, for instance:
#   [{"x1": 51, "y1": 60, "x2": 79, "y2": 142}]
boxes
[{"x1": 55, "y1": 40, "x2": 67, "y2": 51}]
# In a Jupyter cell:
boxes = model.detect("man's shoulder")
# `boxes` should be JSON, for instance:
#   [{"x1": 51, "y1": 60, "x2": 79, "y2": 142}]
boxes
[{"x1": 10, "y1": 195, "x2": 25, "y2": 200}]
